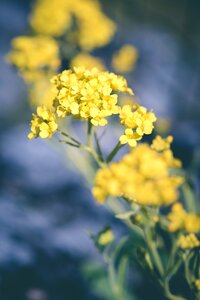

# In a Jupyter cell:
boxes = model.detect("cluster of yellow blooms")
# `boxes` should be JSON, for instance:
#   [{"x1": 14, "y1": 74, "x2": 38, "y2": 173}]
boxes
[
  {"x1": 70, "y1": 53, "x2": 105, "y2": 71},
  {"x1": 51, "y1": 67, "x2": 133, "y2": 126},
  {"x1": 119, "y1": 104, "x2": 156, "y2": 147},
  {"x1": 28, "y1": 106, "x2": 58, "y2": 140},
  {"x1": 168, "y1": 202, "x2": 200, "y2": 233},
  {"x1": 112, "y1": 44, "x2": 138, "y2": 73},
  {"x1": 7, "y1": 36, "x2": 60, "y2": 82},
  {"x1": 30, "y1": 0, "x2": 116, "y2": 50},
  {"x1": 178, "y1": 233, "x2": 200, "y2": 250},
  {"x1": 93, "y1": 136, "x2": 183, "y2": 205}
]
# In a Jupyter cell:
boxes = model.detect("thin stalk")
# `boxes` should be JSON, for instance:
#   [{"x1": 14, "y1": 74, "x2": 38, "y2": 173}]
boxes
[
  {"x1": 58, "y1": 129, "x2": 81, "y2": 145},
  {"x1": 164, "y1": 278, "x2": 186, "y2": 300},
  {"x1": 143, "y1": 226, "x2": 164, "y2": 277},
  {"x1": 59, "y1": 140, "x2": 80, "y2": 148},
  {"x1": 106, "y1": 141, "x2": 124, "y2": 163}
]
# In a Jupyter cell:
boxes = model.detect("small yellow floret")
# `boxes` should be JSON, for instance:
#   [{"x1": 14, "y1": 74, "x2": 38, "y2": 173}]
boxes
[
  {"x1": 28, "y1": 106, "x2": 58, "y2": 140},
  {"x1": 98, "y1": 229, "x2": 114, "y2": 246},
  {"x1": 70, "y1": 53, "x2": 105, "y2": 71},
  {"x1": 151, "y1": 135, "x2": 173, "y2": 152},
  {"x1": 168, "y1": 202, "x2": 200, "y2": 233},
  {"x1": 112, "y1": 44, "x2": 138, "y2": 73},
  {"x1": 178, "y1": 234, "x2": 200, "y2": 249},
  {"x1": 119, "y1": 104, "x2": 156, "y2": 147}
]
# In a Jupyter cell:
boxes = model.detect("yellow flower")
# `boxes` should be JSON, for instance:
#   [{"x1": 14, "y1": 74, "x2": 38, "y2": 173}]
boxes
[
  {"x1": 93, "y1": 141, "x2": 183, "y2": 206},
  {"x1": 70, "y1": 53, "x2": 105, "y2": 71},
  {"x1": 167, "y1": 202, "x2": 200, "y2": 233},
  {"x1": 98, "y1": 229, "x2": 114, "y2": 246},
  {"x1": 119, "y1": 128, "x2": 141, "y2": 147},
  {"x1": 151, "y1": 135, "x2": 173, "y2": 152},
  {"x1": 30, "y1": 0, "x2": 116, "y2": 50},
  {"x1": 178, "y1": 233, "x2": 200, "y2": 249},
  {"x1": 112, "y1": 44, "x2": 138, "y2": 73},
  {"x1": 194, "y1": 279, "x2": 200, "y2": 291},
  {"x1": 167, "y1": 203, "x2": 186, "y2": 232},
  {"x1": 28, "y1": 106, "x2": 58, "y2": 140},
  {"x1": 51, "y1": 67, "x2": 133, "y2": 126},
  {"x1": 119, "y1": 104, "x2": 156, "y2": 147},
  {"x1": 7, "y1": 36, "x2": 60, "y2": 82}
]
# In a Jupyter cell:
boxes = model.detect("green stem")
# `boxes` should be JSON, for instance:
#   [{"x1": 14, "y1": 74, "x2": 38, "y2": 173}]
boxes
[
  {"x1": 143, "y1": 226, "x2": 164, "y2": 277},
  {"x1": 58, "y1": 129, "x2": 81, "y2": 145},
  {"x1": 164, "y1": 278, "x2": 186, "y2": 300},
  {"x1": 106, "y1": 142, "x2": 124, "y2": 163},
  {"x1": 107, "y1": 199, "x2": 144, "y2": 238}
]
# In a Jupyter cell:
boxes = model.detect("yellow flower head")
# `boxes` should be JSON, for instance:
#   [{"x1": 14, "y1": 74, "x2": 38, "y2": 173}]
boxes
[
  {"x1": 70, "y1": 53, "x2": 105, "y2": 71},
  {"x1": 98, "y1": 228, "x2": 114, "y2": 246},
  {"x1": 167, "y1": 202, "x2": 200, "y2": 233},
  {"x1": 7, "y1": 36, "x2": 60, "y2": 82},
  {"x1": 112, "y1": 44, "x2": 138, "y2": 73},
  {"x1": 93, "y1": 142, "x2": 183, "y2": 205},
  {"x1": 178, "y1": 233, "x2": 200, "y2": 250},
  {"x1": 151, "y1": 135, "x2": 173, "y2": 152},
  {"x1": 28, "y1": 106, "x2": 58, "y2": 140},
  {"x1": 51, "y1": 67, "x2": 133, "y2": 126},
  {"x1": 30, "y1": 0, "x2": 116, "y2": 50},
  {"x1": 119, "y1": 104, "x2": 157, "y2": 147}
]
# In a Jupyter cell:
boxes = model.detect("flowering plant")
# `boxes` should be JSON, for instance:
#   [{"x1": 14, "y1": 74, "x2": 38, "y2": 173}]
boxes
[{"x1": 7, "y1": 0, "x2": 200, "y2": 299}]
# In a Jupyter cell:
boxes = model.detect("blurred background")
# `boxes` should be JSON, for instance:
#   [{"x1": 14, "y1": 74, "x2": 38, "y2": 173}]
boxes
[{"x1": 0, "y1": 0, "x2": 200, "y2": 299}]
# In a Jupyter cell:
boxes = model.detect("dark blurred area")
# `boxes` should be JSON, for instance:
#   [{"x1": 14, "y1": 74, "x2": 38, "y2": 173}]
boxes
[{"x1": 0, "y1": 0, "x2": 200, "y2": 299}]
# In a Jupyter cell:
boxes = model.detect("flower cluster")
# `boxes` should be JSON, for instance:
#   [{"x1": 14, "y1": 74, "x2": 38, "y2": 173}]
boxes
[
  {"x1": 30, "y1": 0, "x2": 116, "y2": 50},
  {"x1": 151, "y1": 135, "x2": 173, "y2": 152},
  {"x1": 178, "y1": 234, "x2": 200, "y2": 249},
  {"x1": 93, "y1": 137, "x2": 183, "y2": 205},
  {"x1": 7, "y1": 36, "x2": 60, "y2": 81},
  {"x1": 112, "y1": 44, "x2": 138, "y2": 73},
  {"x1": 28, "y1": 106, "x2": 58, "y2": 140},
  {"x1": 168, "y1": 202, "x2": 200, "y2": 233},
  {"x1": 51, "y1": 67, "x2": 133, "y2": 126},
  {"x1": 119, "y1": 104, "x2": 157, "y2": 147},
  {"x1": 70, "y1": 53, "x2": 105, "y2": 71}
]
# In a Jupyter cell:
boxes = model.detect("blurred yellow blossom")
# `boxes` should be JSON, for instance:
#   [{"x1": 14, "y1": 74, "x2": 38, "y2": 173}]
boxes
[
  {"x1": 195, "y1": 279, "x2": 200, "y2": 291},
  {"x1": 119, "y1": 104, "x2": 156, "y2": 147},
  {"x1": 178, "y1": 233, "x2": 200, "y2": 249},
  {"x1": 28, "y1": 106, "x2": 58, "y2": 140},
  {"x1": 112, "y1": 44, "x2": 138, "y2": 73},
  {"x1": 168, "y1": 202, "x2": 200, "y2": 233},
  {"x1": 93, "y1": 141, "x2": 183, "y2": 205},
  {"x1": 7, "y1": 36, "x2": 60, "y2": 82},
  {"x1": 70, "y1": 53, "x2": 105, "y2": 71},
  {"x1": 119, "y1": 128, "x2": 141, "y2": 147},
  {"x1": 98, "y1": 229, "x2": 114, "y2": 246},
  {"x1": 151, "y1": 135, "x2": 173, "y2": 152},
  {"x1": 30, "y1": 0, "x2": 116, "y2": 50},
  {"x1": 51, "y1": 67, "x2": 133, "y2": 126}
]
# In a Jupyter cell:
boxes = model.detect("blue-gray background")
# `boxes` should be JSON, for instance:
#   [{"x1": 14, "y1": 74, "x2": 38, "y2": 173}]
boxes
[{"x1": 0, "y1": 0, "x2": 200, "y2": 299}]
